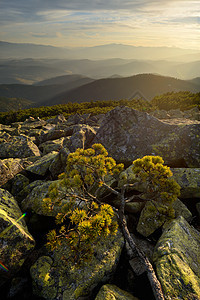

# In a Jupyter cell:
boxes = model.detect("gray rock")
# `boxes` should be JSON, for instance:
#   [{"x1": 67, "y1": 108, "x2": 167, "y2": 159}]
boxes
[
  {"x1": 30, "y1": 230, "x2": 124, "y2": 300},
  {"x1": 172, "y1": 168, "x2": 200, "y2": 198},
  {"x1": 17, "y1": 180, "x2": 45, "y2": 203},
  {"x1": 153, "y1": 216, "x2": 200, "y2": 299},
  {"x1": 95, "y1": 284, "x2": 139, "y2": 300},
  {"x1": 46, "y1": 114, "x2": 66, "y2": 124},
  {"x1": 21, "y1": 181, "x2": 54, "y2": 216},
  {"x1": 0, "y1": 189, "x2": 35, "y2": 278},
  {"x1": 39, "y1": 137, "x2": 65, "y2": 155},
  {"x1": 93, "y1": 106, "x2": 200, "y2": 167},
  {"x1": 0, "y1": 158, "x2": 32, "y2": 187},
  {"x1": 0, "y1": 135, "x2": 41, "y2": 158},
  {"x1": 11, "y1": 174, "x2": 30, "y2": 197},
  {"x1": 26, "y1": 151, "x2": 59, "y2": 176}
]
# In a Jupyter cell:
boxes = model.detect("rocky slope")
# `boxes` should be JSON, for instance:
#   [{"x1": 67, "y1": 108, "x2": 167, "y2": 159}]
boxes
[{"x1": 0, "y1": 107, "x2": 200, "y2": 299}]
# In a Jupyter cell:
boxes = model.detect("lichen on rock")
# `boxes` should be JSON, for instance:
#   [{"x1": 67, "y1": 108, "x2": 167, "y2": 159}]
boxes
[
  {"x1": 95, "y1": 284, "x2": 139, "y2": 300},
  {"x1": 153, "y1": 216, "x2": 200, "y2": 299},
  {"x1": 0, "y1": 188, "x2": 35, "y2": 278},
  {"x1": 30, "y1": 230, "x2": 124, "y2": 300}
]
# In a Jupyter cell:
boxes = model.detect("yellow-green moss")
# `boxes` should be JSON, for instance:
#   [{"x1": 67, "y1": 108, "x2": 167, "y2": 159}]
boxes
[
  {"x1": 30, "y1": 256, "x2": 57, "y2": 299},
  {"x1": 153, "y1": 216, "x2": 200, "y2": 299},
  {"x1": 95, "y1": 284, "x2": 139, "y2": 300},
  {"x1": 31, "y1": 230, "x2": 124, "y2": 299}
]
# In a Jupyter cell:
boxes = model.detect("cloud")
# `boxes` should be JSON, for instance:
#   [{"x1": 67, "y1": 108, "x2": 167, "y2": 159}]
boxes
[
  {"x1": 0, "y1": 0, "x2": 199, "y2": 49},
  {"x1": 169, "y1": 16, "x2": 200, "y2": 25},
  {"x1": 1, "y1": 0, "x2": 199, "y2": 25}
]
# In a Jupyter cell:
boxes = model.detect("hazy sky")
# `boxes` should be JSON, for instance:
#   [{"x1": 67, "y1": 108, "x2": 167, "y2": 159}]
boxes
[{"x1": 1, "y1": 0, "x2": 200, "y2": 49}]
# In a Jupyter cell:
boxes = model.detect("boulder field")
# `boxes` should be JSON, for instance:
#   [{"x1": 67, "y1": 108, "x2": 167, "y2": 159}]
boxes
[{"x1": 0, "y1": 106, "x2": 200, "y2": 299}]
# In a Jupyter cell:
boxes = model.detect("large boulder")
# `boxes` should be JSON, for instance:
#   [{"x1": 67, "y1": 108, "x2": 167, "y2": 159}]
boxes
[
  {"x1": 0, "y1": 159, "x2": 23, "y2": 186},
  {"x1": 0, "y1": 189, "x2": 35, "y2": 279},
  {"x1": 153, "y1": 216, "x2": 200, "y2": 299},
  {"x1": 92, "y1": 106, "x2": 200, "y2": 167},
  {"x1": 95, "y1": 284, "x2": 139, "y2": 300},
  {"x1": 30, "y1": 230, "x2": 124, "y2": 300},
  {"x1": 0, "y1": 135, "x2": 41, "y2": 158}
]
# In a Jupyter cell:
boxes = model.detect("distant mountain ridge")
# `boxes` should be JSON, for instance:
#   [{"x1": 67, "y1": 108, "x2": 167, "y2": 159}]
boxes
[
  {"x1": 0, "y1": 57, "x2": 200, "y2": 85},
  {"x1": 1, "y1": 41, "x2": 199, "y2": 61}
]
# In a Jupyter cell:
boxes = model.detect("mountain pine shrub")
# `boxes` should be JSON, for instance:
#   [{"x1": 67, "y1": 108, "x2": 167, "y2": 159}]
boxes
[{"x1": 43, "y1": 144, "x2": 180, "y2": 264}]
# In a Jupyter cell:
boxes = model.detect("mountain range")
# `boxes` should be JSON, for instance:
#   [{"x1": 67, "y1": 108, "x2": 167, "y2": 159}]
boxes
[
  {"x1": 0, "y1": 73, "x2": 199, "y2": 111},
  {"x1": 1, "y1": 41, "x2": 200, "y2": 61},
  {"x1": 0, "y1": 57, "x2": 200, "y2": 86},
  {"x1": 0, "y1": 41, "x2": 200, "y2": 112}
]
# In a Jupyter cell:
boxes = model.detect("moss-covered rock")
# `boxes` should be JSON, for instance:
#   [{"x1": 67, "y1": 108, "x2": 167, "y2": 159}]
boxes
[
  {"x1": 46, "y1": 114, "x2": 66, "y2": 124},
  {"x1": 153, "y1": 216, "x2": 200, "y2": 299},
  {"x1": 0, "y1": 159, "x2": 23, "y2": 186},
  {"x1": 37, "y1": 128, "x2": 65, "y2": 144},
  {"x1": 26, "y1": 151, "x2": 59, "y2": 176},
  {"x1": 30, "y1": 230, "x2": 124, "y2": 300},
  {"x1": 30, "y1": 256, "x2": 57, "y2": 299},
  {"x1": 0, "y1": 188, "x2": 35, "y2": 278},
  {"x1": 152, "y1": 124, "x2": 200, "y2": 168},
  {"x1": 0, "y1": 135, "x2": 41, "y2": 158},
  {"x1": 137, "y1": 198, "x2": 192, "y2": 237},
  {"x1": 11, "y1": 174, "x2": 30, "y2": 197},
  {"x1": 136, "y1": 200, "x2": 168, "y2": 237},
  {"x1": 95, "y1": 284, "x2": 139, "y2": 300},
  {"x1": 49, "y1": 147, "x2": 70, "y2": 179},
  {"x1": 16, "y1": 180, "x2": 44, "y2": 203},
  {"x1": 171, "y1": 168, "x2": 200, "y2": 198},
  {"x1": 0, "y1": 158, "x2": 32, "y2": 187},
  {"x1": 21, "y1": 181, "x2": 54, "y2": 216},
  {"x1": 172, "y1": 198, "x2": 192, "y2": 221},
  {"x1": 21, "y1": 117, "x2": 46, "y2": 129},
  {"x1": 39, "y1": 137, "x2": 65, "y2": 155}
]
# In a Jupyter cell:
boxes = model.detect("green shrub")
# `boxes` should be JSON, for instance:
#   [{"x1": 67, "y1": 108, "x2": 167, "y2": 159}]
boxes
[
  {"x1": 150, "y1": 91, "x2": 200, "y2": 111},
  {"x1": 43, "y1": 144, "x2": 180, "y2": 264}
]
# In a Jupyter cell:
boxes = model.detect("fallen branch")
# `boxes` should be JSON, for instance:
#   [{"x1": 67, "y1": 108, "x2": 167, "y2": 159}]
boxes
[{"x1": 118, "y1": 191, "x2": 165, "y2": 300}]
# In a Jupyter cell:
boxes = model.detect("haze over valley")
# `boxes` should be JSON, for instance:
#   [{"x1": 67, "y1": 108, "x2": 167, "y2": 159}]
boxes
[{"x1": 0, "y1": 0, "x2": 200, "y2": 111}]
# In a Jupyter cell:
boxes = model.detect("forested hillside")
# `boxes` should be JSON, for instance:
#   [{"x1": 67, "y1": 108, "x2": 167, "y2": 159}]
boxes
[{"x1": 0, "y1": 91, "x2": 199, "y2": 125}]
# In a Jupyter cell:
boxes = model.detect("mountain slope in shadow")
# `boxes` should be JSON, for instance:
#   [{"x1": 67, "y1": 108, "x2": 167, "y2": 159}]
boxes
[{"x1": 40, "y1": 74, "x2": 200, "y2": 106}]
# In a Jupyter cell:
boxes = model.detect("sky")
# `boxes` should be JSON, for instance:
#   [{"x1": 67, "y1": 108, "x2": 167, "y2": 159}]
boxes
[{"x1": 0, "y1": 0, "x2": 200, "y2": 50}]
